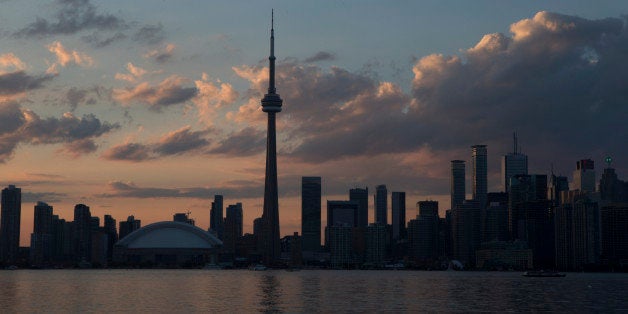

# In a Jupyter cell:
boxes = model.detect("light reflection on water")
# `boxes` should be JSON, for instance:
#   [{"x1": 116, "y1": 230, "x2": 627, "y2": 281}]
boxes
[{"x1": 0, "y1": 270, "x2": 626, "y2": 312}]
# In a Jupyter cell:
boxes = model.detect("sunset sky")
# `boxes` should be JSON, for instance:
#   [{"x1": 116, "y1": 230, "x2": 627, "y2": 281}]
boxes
[{"x1": 1, "y1": 1, "x2": 627, "y2": 245}]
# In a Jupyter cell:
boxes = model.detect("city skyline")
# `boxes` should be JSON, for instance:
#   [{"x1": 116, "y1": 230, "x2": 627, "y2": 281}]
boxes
[{"x1": 1, "y1": 2, "x2": 628, "y2": 245}]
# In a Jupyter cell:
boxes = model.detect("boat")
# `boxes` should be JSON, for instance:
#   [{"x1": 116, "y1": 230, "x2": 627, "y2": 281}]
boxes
[{"x1": 522, "y1": 270, "x2": 566, "y2": 277}]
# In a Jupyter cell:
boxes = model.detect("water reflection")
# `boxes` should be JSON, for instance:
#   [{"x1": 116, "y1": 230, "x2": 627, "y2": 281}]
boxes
[{"x1": 258, "y1": 273, "x2": 282, "y2": 313}]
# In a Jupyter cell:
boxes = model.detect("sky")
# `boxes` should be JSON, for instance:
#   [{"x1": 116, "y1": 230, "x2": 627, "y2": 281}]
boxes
[{"x1": 1, "y1": 0, "x2": 627, "y2": 245}]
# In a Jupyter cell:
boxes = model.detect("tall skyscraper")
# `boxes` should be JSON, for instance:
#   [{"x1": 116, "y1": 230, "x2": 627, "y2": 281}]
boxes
[
  {"x1": 73, "y1": 203, "x2": 92, "y2": 263},
  {"x1": 374, "y1": 185, "x2": 388, "y2": 225},
  {"x1": 408, "y1": 201, "x2": 439, "y2": 260},
  {"x1": 209, "y1": 195, "x2": 224, "y2": 239},
  {"x1": 573, "y1": 159, "x2": 595, "y2": 193},
  {"x1": 325, "y1": 200, "x2": 358, "y2": 248},
  {"x1": 103, "y1": 215, "x2": 117, "y2": 262},
  {"x1": 1, "y1": 185, "x2": 21, "y2": 263},
  {"x1": 260, "y1": 11, "x2": 283, "y2": 265},
  {"x1": 30, "y1": 201, "x2": 53, "y2": 266},
  {"x1": 502, "y1": 133, "x2": 528, "y2": 192},
  {"x1": 471, "y1": 145, "x2": 488, "y2": 209},
  {"x1": 349, "y1": 187, "x2": 369, "y2": 227},
  {"x1": 119, "y1": 215, "x2": 141, "y2": 240},
  {"x1": 450, "y1": 160, "x2": 466, "y2": 209},
  {"x1": 224, "y1": 203, "x2": 244, "y2": 255},
  {"x1": 301, "y1": 177, "x2": 321, "y2": 252},
  {"x1": 391, "y1": 192, "x2": 406, "y2": 240}
]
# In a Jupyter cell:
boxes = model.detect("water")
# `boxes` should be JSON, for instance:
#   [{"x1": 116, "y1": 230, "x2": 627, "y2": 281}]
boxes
[{"x1": 0, "y1": 270, "x2": 626, "y2": 312}]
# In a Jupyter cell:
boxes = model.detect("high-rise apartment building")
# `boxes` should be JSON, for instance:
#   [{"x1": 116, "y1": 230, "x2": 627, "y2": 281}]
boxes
[
  {"x1": 374, "y1": 185, "x2": 388, "y2": 225},
  {"x1": 30, "y1": 201, "x2": 53, "y2": 266},
  {"x1": 349, "y1": 187, "x2": 369, "y2": 227},
  {"x1": 450, "y1": 160, "x2": 466, "y2": 209},
  {"x1": 301, "y1": 177, "x2": 321, "y2": 252},
  {"x1": 471, "y1": 145, "x2": 488, "y2": 209},
  {"x1": 119, "y1": 215, "x2": 141, "y2": 240},
  {"x1": 210, "y1": 195, "x2": 224, "y2": 239},
  {"x1": 1, "y1": 185, "x2": 21, "y2": 263},
  {"x1": 502, "y1": 134, "x2": 528, "y2": 192},
  {"x1": 573, "y1": 159, "x2": 595, "y2": 193},
  {"x1": 73, "y1": 203, "x2": 92, "y2": 263},
  {"x1": 391, "y1": 192, "x2": 406, "y2": 240}
]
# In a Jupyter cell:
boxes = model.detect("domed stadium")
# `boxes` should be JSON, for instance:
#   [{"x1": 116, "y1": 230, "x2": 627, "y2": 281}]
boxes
[{"x1": 113, "y1": 221, "x2": 222, "y2": 267}]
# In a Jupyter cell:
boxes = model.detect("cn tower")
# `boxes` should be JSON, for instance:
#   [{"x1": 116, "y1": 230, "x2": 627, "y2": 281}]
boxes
[{"x1": 261, "y1": 10, "x2": 282, "y2": 266}]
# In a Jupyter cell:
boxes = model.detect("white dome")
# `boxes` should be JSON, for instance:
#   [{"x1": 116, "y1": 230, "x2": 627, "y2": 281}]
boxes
[{"x1": 116, "y1": 221, "x2": 222, "y2": 249}]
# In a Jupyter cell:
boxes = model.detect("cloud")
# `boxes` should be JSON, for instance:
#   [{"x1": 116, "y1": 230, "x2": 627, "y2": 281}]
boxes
[
  {"x1": 14, "y1": 0, "x2": 126, "y2": 38},
  {"x1": 0, "y1": 104, "x2": 119, "y2": 162},
  {"x1": 112, "y1": 75, "x2": 198, "y2": 110},
  {"x1": 22, "y1": 191, "x2": 67, "y2": 203},
  {"x1": 0, "y1": 53, "x2": 27, "y2": 74},
  {"x1": 101, "y1": 142, "x2": 153, "y2": 162},
  {"x1": 144, "y1": 43, "x2": 176, "y2": 63},
  {"x1": 209, "y1": 127, "x2": 265, "y2": 156},
  {"x1": 133, "y1": 23, "x2": 165, "y2": 45},
  {"x1": 115, "y1": 63, "x2": 148, "y2": 82},
  {"x1": 102, "y1": 126, "x2": 212, "y2": 162},
  {"x1": 81, "y1": 31, "x2": 127, "y2": 48},
  {"x1": 47, "y1": 41, "x2": 94, "y2": 68},
  {"x1": 99, "y1": 180, "x2": 263, "y2": 199},
  {"x1": 0, "y1": 71, "x2": 55, "y2": 100},
  {"x1": 304, "y1": 51, "x2": 336, "y2": 63},
  {"x1": 193, "y1": 73, "x2": 238, "y2": 125}
]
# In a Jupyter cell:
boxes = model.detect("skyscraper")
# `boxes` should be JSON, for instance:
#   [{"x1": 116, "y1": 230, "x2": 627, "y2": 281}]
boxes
[
  {"x1": 209, "y1": 195, "x2": 224, "y2": 239},
  {"x1": 30, "y1": 201, "x2": 53, "y2": 266},
  {"x1": 301, "y1": 176, "x2": 321, "y2": 252},
  {"x1": 119, "y1": 215, "x2": 141, "y2": 240},
  {"x1": 1, "y1": 185, "x2": 21, "y2": 263},
  {"x1": 73, "y1": 203, "x2": 92, "y2": 263},
  {"x1": 349, "y1": 187, "x2": 369, "y2": 227},
  {"x1": 573, "y1": 159, "x2": 596, "y2": 193},
  {"x1": 472, "y1": 145, "x2": 488, "y2": 208},
  {"x1": 374, "y1": 185, "x2": 388, "y2": 225},
  {"x1": 450, "y1": 160, "x2": 466, "y2": 209},
  {"x1": 391, "y1": 192, "x2": 406, "y2": 240},
  {"x1": 502, "y1": 133, "x2": 528, "y2": 192},
  {"x1": 260, "y1": 11, "x2": 283, "y2": 265},
  {"x1": 224, "y1": 203, "x2": 244, "y2": 256}
]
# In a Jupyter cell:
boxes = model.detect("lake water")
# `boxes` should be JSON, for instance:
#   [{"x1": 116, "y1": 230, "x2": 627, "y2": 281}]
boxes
[{"x1": 0, "y1": 270, "x2": 626, "y2": 312}]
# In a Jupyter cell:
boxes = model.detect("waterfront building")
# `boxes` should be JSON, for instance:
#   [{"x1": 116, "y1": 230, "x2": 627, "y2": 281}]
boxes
[
  {"x1": 301, "y1": 176, "x2": 321, "y2": 252},
  {"x1": 450, "y1": 160, "x2": 465, "y2": 209},
  {"x1": 483, "y1": 192, "x2": 509, "y2": 243},
  {"x1": 73, "y1": 204, "x2": 92, "y2": 263},
  {"x1": 30, "y1": 201, "x2": 53, "y2": 266},
  {"x1": 548, "y1": 174, "x2": 569, "y2": 206},
  {"x1": 600, "y1": 204, "x2": 628, "y2": 266},
  {"x1": 0, "y1": 185, "x2": 21, "y2": 264},
  {"x1": 472, "y1": 145, "x2": 488, "y2": 209},
  {"x1": 173, "y1": 213, "x2": 195, "y2": 225},
  {"x1": 260, "y1": 12, "x2": 283, "y2": 265},
  {"x1": 223, "y1": 203, "x2": 243, "y2": 256},
  {"x1": 326, "y1": 200, "x2": 358, "y2": 247},
  {"x1": 104, "y1": 215, "x2": 117, "y2": 262},
  {"x1": 451, "y1": 200, "x2": 481, "y2": 266},
  {"x1": 374, "y1": 185, "x2": 388, "y2": 225},
  {"x1": 209, "y1": 195, "x2": 224, "y2": 239},
  {"x1": 364, "y1": 223, "x2": 387, "y2": 267},
  {"x1": 408, "y1": 201, "x2": 439, "y2": 260},
  {"x1": 349, "y1": 187, "x2": 369, "y2": 227},
  {"x1": 573, "y1": 159, "x2": 596, "y2": 193},
  {"x1": 119, "y1": 215, "x2": 141, "y2": 240},
  {"x1": 476, "y1": 241, "x2": 533, "y2": 270},
  {"x1": 391, "y1": 192, "x2": 406, "y2": 240},
  {"x1": 502, "y1": 134, "x2": 528, "y2": 192},
  {"x1": 327, "y1": 225, "x2": 352, "y2": 268},
  {"x1": 555, "y1": 191, "x2": 600, "y2": 271}
]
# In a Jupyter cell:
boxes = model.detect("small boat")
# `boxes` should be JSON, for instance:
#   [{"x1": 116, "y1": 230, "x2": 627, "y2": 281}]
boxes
[{"x1": 523, "y1": 270, "x2": 566, "y2": 277}]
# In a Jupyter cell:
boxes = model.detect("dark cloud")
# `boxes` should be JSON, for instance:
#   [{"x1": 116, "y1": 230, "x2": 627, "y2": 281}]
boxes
[
  {"x1": 210, "y1": 127, "x2": 265, "y2": 156},
  {"x1": 304, "y1": 51, "x2": 336, "y2": 63},
  {"x1": 154, "y1": 127, "x2": 210, "y2": 156},
  {"x1": 14, "y1": 0, "x2": 127, "y2": 38},
  {"x1": 102, "y1": 127, "x2": 212, "y2": 162},
  {"x1": 113, "y1": 76, "x2": 198, "y2": 111},
  {"x1": 102, "y1": 143, "x2": 153, "y2": 162},
  {"x1": 133, "y1": 24, "x2": 165, "y2": 45},
  {"x1": 22, "y1": 191, "x2": 67, "y2": 203},
  {"x1": 0, "y1": 104, "x2": 119, "y2": 162},
  {"x1": 230, "y1": 12, "x2": 628, "y2": 180},
  {"x1": 99, "y1": 180, "x2": 263, "y2": 199},
  {"x1": 64, "y1": 86, "x2": 101, "y2": 111},
  {"x1": 0, "y1": 71, "x2": 54, "y2": 96},
  {"x1": 81, "y1": 31, "x2": 127, "y2": 48}
]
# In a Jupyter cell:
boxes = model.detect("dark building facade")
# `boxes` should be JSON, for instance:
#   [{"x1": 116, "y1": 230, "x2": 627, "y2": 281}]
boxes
[
  {"x1": 349, "y1": 187, "x2": 369, "y2": 227},
  {"x1": 301, "y1": 177, "x2": 321, "y2": 252},
  {"x1": 391, "y1": 192, "x2": 406, "y2": 240},
  {"x1": 374, "y1": 185, "x2": 388, "y2": 225},
  {"x1": 1, "y1": 185, "x2": 21, "y2": 264},
  {"x1": 209, "y1": 195, "x2": 224, "y2": 239}
]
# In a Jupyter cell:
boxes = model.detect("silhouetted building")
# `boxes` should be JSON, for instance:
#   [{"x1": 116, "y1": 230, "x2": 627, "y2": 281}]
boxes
[
  {"x1": 0, "y1": 185, "x2": 21, "y2": 264},
  {"x1": 223, "y1": 203, "x2": 243, "y2": 256},
  {"x1": 502, "y1": 133, "x2": 528, "y2": 192},
  {"x1": 450, "y1": 160, "x2": 465, "y2": 209},
  {"x1": 326, "y1": 200, "x2": 358, "y2": 247},
  {"x1": 328, "y1": 225, "x2": 352, "y2": 268},
  {"x1": 173, "y1": 213, "x2": 195, "y2": 225},
  {"x1": 472, "y1": 145, "x2": 488, "y2": 209},
  {"x1": 600, "y1": 163, "x2": 628, "y2": 203},
  {"x1": 364, "y1": 223, "x2": 387, "y2": 267},
  {"x1": 301, "y1": 176, "x2": 321, "y2": 252},
  {"x1": 555, "y1": 191, "x2": 600, "y2": 271},
  {"x1": 408, "y1": 201, "x2": 439, "y2": 261},
  {"x1": 600, "y1": 204, "x2": 628, "y2": 267},
  {"x1": 119, "y1": 215, "x2": 141, "y2": 240},
  {"x1": 391, "y1": 192, "x2": 406, "y2": 240},
  {"x1": 548, "y1": 173, "x2": 569, "y2": 206},
  {"x1": 509, "y1": 174, "x2": 548, "y2": 240},
  {"x1": 374, "y1": 185, "x2": 388, "y2": 225},
  {"x1": 104, "y1": 215, "x2": 117, "y2": 262},
  {"x1": 30, "y1": 201, "x2": 53, "y2": 266},
  {"x1": 73, "y1": 204, "x2": 92, "y2": 263},
  {"x1": 209, "y1": 195, "x2": 224, "y2": 239},
  {"x1": 476, "y1": 241, "x2": 533, "y2": 270},
  {"x1": 260, "y1": 13, "x2": 283, "y2": 266},
  {"x1": 349, "y1": 187, "x2": 369, "y2": 227},
  {"x1": 483, "y1": 192, "x2": 509, "y2": 243},
  {"x1": 573, "y1": 159, "x2": 595, "y2": 192},
  {"x1": 451, "y1": 200, "x2": 481, "y2": 266}
]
